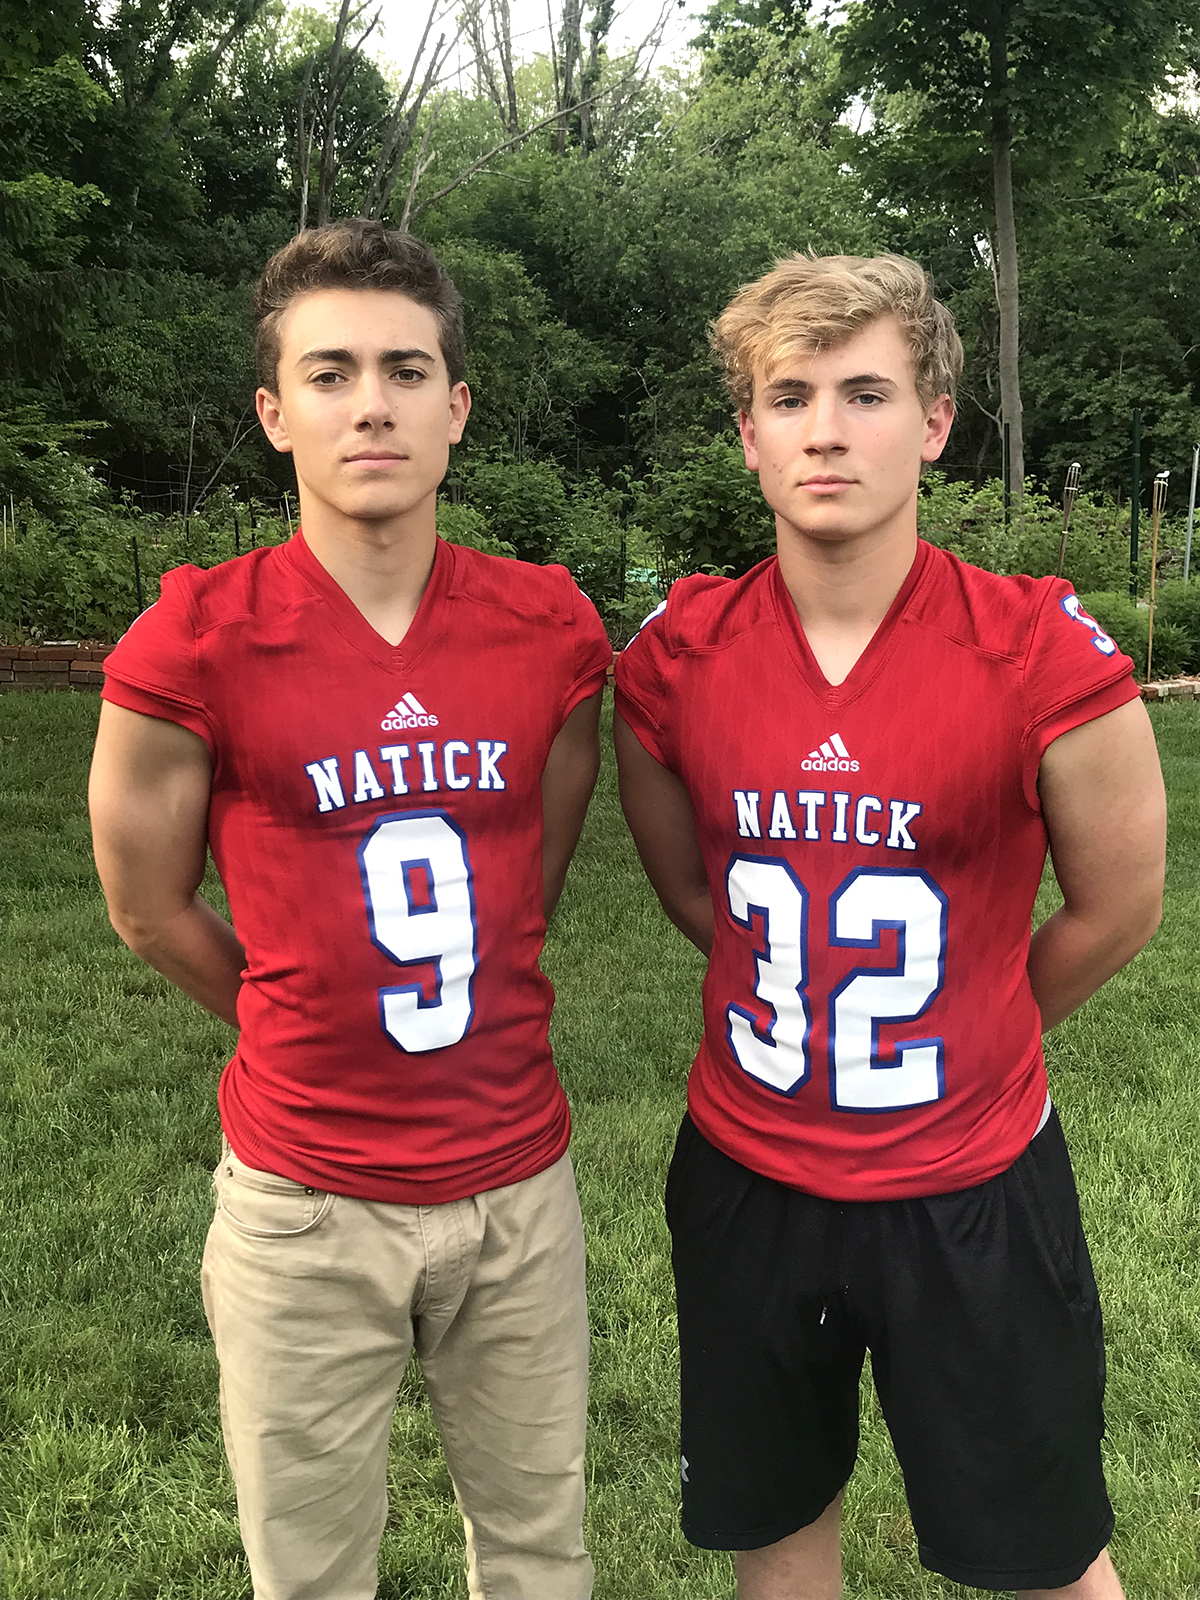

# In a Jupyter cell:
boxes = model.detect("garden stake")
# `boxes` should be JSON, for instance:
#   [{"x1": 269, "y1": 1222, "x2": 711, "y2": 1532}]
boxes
[
  {"x1": 1185, "y1": 443, "x2": 1198, "y2": 582},
  {"x1": 131, "y1": 536, "x2": 144, "y2": 614},
  {"x1": 1055, "y1": 461, "x2": 1082, "y2": 578},
  {"x1": 1129, "y1": 409, "x2": 1141, "y2": 598},
  {"x1": 234, "y1": 510, "x2": 241, "y2": 555},
  {"x1": 1146, "y1": 471, "x2": 1168, "y2": 683}
]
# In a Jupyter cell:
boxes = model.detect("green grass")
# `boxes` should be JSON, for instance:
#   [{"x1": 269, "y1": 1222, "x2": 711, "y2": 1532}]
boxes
[{"x1": 2, "y1": 691, "x2": 1198, "y2": 1600}]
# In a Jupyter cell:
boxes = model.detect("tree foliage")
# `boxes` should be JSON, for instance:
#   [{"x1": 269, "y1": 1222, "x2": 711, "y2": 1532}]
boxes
[{"x1": 2, "y1": 0, "x2": 1200, "y2": 633}]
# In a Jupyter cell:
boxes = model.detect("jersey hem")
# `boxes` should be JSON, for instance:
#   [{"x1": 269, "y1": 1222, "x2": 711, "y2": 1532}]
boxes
[
  {"x1": 612, "y1": 684, "x2": 670, "y2": 766},
  {"x1": 219, "y1": 1088, "x2": 573, "y2": 1206},
  {"x1": 100, "y1": 671, "x2": 215, "y2": 752},
  {"x1": 685, "y1": 1074, "x2": 1050, "y2": 1203},
  {"x1": 1019, "y1": 672, "x2": 1141, "y2": 812}
]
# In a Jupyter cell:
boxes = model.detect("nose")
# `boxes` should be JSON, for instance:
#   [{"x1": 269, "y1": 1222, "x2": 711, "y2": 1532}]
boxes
[
  {"x1": 352, "y1": 371, "x2": 394, "y2": 432},
  {"x1": 802, "y1": 391, "x2": 847, "y2": 456}
]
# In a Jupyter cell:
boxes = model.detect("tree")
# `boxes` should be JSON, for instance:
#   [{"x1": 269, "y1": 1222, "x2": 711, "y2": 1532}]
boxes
[{"x1": 840, "y1": 0, "x2": 1200, "y2": 497}]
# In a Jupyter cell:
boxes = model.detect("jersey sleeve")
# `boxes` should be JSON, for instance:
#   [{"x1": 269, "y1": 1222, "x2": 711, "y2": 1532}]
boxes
[
  {"x1": 613, "y1": 599, "x2": 675, "y2": 767},
  {"x1": 101, "y1": 567, "x2": 215, "y2": 751},
  {"x1": 1019, "y1": 580, "x2": 1140, "y2": 808},
  {"x1": 561, "y1": 579, "x2": 613, "y2": 720}
]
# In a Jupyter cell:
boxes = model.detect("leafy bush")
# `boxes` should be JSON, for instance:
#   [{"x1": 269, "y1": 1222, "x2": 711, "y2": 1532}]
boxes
[
  {"x1": 1152, "y1": 580, "x2": 1200, "y2": 672},
  {"x1": 435, "y1": 501, "x2": 515, "y2": 558},
  {"x1": 629, "y1": 438, "x2": 774, "y2": 577},
  {"x1": 454, "y1": 457, "x2": 568, "y2": 563},
  {"x1": 1076, "y1": 591, "x2": 1191, "y2": 680},
  {"x1": 1, "y1": 500, "x2": 288, "y2": 643},
  {"x1": 548, "y1": 486, "x2": 660, "y2": 648},
  {"x1": 917, "y1": 473, "x2": 1167, "y2": 595}
]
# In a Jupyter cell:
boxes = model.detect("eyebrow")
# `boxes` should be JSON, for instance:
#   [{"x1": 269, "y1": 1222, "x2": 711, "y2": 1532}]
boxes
[
  {"x1": 296, "y1": 346, "x2": 437, "y2": 366},
  {"x1": 764, "y1": 372, "x2": 898, "y2": 394}
]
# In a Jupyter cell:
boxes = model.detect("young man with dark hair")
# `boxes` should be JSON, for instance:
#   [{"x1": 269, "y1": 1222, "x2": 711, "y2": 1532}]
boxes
[
  {"x1": 615, "y1": 253, "x2": 1165, "y2": 1598},
  {"x1": 89, "y1": 218, "x2": 608, "y2": 1600}
]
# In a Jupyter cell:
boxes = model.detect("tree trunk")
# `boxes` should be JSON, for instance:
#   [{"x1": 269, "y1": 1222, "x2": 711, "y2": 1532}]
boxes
[
  {"x1": 987, "y1": 7, "x2": 1024, "y2": 499},
  {"x1": 315, "y1": 0, "x2": 354, "y2": 227}
]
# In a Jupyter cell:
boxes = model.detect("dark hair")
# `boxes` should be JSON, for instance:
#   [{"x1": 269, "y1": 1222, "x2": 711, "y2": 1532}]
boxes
[{"x1": 253, "y1": 218, "x2": 466, "y2": 391}]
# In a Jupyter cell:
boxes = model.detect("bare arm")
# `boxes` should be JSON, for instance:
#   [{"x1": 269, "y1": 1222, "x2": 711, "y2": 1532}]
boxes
[
  {"x1": 614, "y1": 710, "x2": 713, "y2": 955},
  {"x1": 1029, "y1": 696, "x2": 1165, "y2": 1030},
  {"x1": 89, "y1": 701, "x2": 244, "y2": 1026},
  {"x1": 541, "y1": 692, "x2": 603, "y2": 921}
]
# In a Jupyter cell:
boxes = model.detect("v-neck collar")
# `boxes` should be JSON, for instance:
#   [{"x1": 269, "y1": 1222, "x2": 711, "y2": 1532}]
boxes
[
  {"x1": 281, "y1": 527, "x2": 453, "y2": 675},
  {"x1": 768, "y1": 538, "x2": 933, "y2": 707}
]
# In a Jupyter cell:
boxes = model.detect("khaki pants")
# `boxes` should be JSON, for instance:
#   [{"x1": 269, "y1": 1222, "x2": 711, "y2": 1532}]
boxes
[{"x1": 201, "y1": 1145, "x2": 593, "y2": 1600}]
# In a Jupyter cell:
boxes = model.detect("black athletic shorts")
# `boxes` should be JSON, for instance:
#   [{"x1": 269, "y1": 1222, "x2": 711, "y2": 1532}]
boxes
[{"x1": 666, "y1": 1108, "x2": 1113, "y2": 1592}]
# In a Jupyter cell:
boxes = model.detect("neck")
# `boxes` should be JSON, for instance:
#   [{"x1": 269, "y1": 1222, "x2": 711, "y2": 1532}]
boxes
[
  {"x1": 297, "y1": 489, "x2": 438, "y2": 647},
  {"x1": 775, "y1": 514, "x2": 919, "y2": 687}
]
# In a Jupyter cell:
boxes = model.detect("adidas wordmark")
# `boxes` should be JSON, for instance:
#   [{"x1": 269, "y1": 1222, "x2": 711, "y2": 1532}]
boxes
[
  {"x1": 381, "y1": 692, "x2": 439, "y2": 732},
  {"x1": 801, "y1": 732, "x2": 859, "y2": 773}
]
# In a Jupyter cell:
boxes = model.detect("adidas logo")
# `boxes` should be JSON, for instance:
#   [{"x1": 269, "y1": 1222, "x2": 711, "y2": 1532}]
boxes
[
  {"x1": 381, "y1": 692, "x2": 439, "y2": 732},
  {"x1": 801, "y1": 732, "x2": 859, "y2": 773}
]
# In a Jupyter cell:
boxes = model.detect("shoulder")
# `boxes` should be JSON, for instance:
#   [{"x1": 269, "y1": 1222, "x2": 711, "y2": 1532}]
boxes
[
  {"x1": 907, "y1": 543, "x2": 1064, "y2": 663},
  {"x1": 633, "y1": 559, "x2": 777, "y2": 658},
  {"x1": 444, "y1": 541, "x2": 584, "y2": 624},
  {"x1": 150, "y1": 545, "x2": 290, "y2": 637}
]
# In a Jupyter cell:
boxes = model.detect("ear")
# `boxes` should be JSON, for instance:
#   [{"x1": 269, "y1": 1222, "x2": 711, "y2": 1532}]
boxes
[
  {"x1": 256, "y1": 386, "x2": 293, "y2": 455},
  {"x1": 921, "y1": 394, "x2": 955, "y2": 463},
  {"x1": 448, "y1": 381, "x2": 471, "y2": 445},
  {"x1": 738, "y1": 408, "x2": 759, "y2": 472}
]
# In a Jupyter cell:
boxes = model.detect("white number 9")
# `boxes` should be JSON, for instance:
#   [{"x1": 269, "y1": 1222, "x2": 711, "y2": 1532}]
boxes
[{"x1": 358, "y1": 810, "x2": 478, "y2": 1053}]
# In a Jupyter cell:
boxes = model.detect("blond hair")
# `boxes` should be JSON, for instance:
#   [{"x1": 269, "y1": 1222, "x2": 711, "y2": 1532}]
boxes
[{"x1": 710, "y1": 253, "x2": 962, "y2": 412}]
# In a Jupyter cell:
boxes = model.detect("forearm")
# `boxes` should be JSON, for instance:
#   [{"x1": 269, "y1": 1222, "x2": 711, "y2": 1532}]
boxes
[
  {"x1": 1027, "y1": 903, "x2": 1159, "y2": 1031},
  {"x1": 112, "y1": 894, "x2": 245, "y2": 1027}
]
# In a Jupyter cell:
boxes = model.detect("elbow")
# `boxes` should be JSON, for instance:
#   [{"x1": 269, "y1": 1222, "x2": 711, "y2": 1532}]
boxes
[
  {"x1": 107, "y1": 907, "x2": 155, "y2": 956},
  {"x1": 107, "y1": 902, "x2": 175, "y2": 959},
  {"x1": 1135, "y1": 895, "x2": 1163, "y2": 953}
]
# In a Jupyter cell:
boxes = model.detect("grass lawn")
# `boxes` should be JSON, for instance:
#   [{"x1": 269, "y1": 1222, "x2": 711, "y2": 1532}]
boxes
[{"x1": 2, "y1": 689, "x2": 1198, "y2": 1599}]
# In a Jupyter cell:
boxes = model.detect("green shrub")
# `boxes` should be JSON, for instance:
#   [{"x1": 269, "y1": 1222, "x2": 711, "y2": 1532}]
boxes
[
  {"x1": 1075, "y1": 591, "x2": 1192, "y2": 681},
  {"x1": 435, "y1": 501, "x2": 515, "y2": 558},
  {"x1": 1152, "y1": 580, "x2": 1200, "y2": 672},
  {"x1": 549, "y1": 487, "x2": 660, "y2": 648},
  {"x1": 454, "y1": 457, "x2": 568, "y2": 563},
  {"x1": 917, "y1": 474, "x2": 1162, "y2": 595},
  {"x1": 629, "y1": 438, "x2": 774, "y2": 577}
]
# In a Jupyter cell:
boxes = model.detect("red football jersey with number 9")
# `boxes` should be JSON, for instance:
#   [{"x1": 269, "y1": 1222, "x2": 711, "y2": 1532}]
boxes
[
  {"x1": 615, "y1": 542, "x2": 1138, "y2": 1201},
  {"x1": 102, "y1": 533, "x2": 611, "y2": 1203}
]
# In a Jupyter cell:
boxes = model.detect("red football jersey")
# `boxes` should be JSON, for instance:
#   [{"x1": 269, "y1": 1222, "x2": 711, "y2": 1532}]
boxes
[
  {"x1": 615, "y1": 541, "x2": 1138, "y2": 1201},
  {"x1": 102, "y1": 532, "x2": 611, "y2": 1203}
]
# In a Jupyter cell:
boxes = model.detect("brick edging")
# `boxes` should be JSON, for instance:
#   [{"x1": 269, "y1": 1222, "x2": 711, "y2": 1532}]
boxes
[
  {"x1": 1140, "y1": 677, "x2": 1200, "y2": 700},
  {"x1": 0, "y1": 644, "x2": 113, "y2": 691}
]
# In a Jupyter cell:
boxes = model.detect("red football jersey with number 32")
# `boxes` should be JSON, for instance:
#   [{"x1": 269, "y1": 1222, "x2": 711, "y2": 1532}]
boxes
[
  {"x1": 102, "y1": 533, "x2": 611, "y2": 1203},
  {"x1": 616, "y1": 541, "x2": 1138, "y2": 1200}
]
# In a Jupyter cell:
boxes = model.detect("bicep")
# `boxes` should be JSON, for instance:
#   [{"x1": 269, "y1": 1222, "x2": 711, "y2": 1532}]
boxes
[
  {"x1": 614, "y1": 710, "x2": 707, "y2": 903},
  {"x1": 1037, "y1": 696, "x2": 1166, "y2": 920},
  {"x1": 541, "y1": 692, "x2": 602, "y2": 820},
  {"x1": 89, "y1": 701, "x2": 214, "y2": 922}
]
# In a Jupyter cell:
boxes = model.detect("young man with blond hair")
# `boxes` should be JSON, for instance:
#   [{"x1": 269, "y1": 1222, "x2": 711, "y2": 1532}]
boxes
[
  {"x1": 89, "y1": 219, "x2": 608, "y2": 1600},
  {"x1": 615, "y1": 253, "x2": 1164, "y2": 1597}
]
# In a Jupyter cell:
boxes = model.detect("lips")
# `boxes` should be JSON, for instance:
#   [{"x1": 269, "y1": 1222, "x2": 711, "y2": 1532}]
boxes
[
  {"x1": 801, "y1": 477, "x2": 854, "y2": 495},
  {"x1": 346, "y1": 453, "x2": 405, "y2": 462}
]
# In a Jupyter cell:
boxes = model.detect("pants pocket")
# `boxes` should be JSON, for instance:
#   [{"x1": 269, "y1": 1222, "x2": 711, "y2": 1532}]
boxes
[{"x1": 215, "y1": 1149, "x2": 336, "y2": 1240}]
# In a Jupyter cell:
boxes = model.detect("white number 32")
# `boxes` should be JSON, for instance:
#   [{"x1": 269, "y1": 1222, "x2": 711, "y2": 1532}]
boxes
[{"x1": 726, "y1": 860, "x2": 947, "y2": 1111}]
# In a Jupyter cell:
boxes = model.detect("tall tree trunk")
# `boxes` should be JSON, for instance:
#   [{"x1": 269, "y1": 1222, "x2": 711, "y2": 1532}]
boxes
[
  {"x1": 987, "y1": 7, "x2": 1024, "y2": 499},
  {"x1": 315, "y1": 0, "x2": 354, "y2": 227}
]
